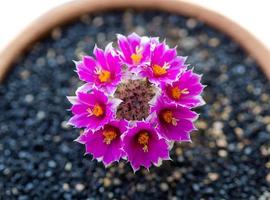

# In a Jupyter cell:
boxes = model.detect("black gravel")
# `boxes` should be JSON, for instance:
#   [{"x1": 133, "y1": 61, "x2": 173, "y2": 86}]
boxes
[{"x1": 1, "y1": 11, "x2": 270, "y2": 200}]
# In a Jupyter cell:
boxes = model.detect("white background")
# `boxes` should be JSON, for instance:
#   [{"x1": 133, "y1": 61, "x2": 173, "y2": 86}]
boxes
[{"x1": 0, "y1": 0, "x2": 269, "y2": 52}]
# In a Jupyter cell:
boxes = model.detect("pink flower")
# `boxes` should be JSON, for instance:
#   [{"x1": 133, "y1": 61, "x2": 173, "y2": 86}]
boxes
[
  {"x1": 76, "y1": 120, "x2": 128, "y2": 166},
  {"x1": 76, "y1": 44, "x2": 122, "y2": 94},
  {"x1": 68, "y1": 34, "x2": 205, "y2": 170},
  {"x1": 68, "y1": 89, "x2": 118, "y2": 131},
  {"x1": 150, "y1": 97, "x2": 198, "y2": 142},
  {"x1": 140, "y1": 42, "x2": 186, "y2": 85},
  {"x1": 161, "y1": 69, "x2": 205, "y2": 108},
  {"x1": 123, "y1": 121, "x2": 169, "y2": 171},
  {"x1": 117, "y1": 33, "x2": 157, "y2": 73}
]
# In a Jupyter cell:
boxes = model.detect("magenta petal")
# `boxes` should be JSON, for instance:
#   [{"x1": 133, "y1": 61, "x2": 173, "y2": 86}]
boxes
[
  {"x1": 77, "y1": 92, "x2": 95, "y2": 106},
  {"x1": 83, "y1": 130, "x2": 108, "y2": 158},
  {"x1": 76, "y1": 119, "x2": 129, "y2": 166},
  {"x1": 140, "y1": 42, "x2": 186, "y2": 85},
  {"x1": 94, "y1": 46, "x2": 107, "y2": 68},
  {"x1": 68, "y1": 113, "x2": 92, "y2": 128},
  {"x1": 162, "y1": 69, "x2": 205, "y2": 107},
  {"x1": 151, "y1": 42, "x2": 166, "y2": 65},
  {"x1": 117, "y1": 34, "x2": 133, "y2": 63},
  {"x1": 159, "y1": 118, "x2": 196, "y2": 141},
  {"x1": 123, "y1": 121, "x2": 169, "y2": 171},
  {"x1": 128, "y1": 33, "x2": 141, "y2": 51},
  {"x1": 173, "y1": 106, "x2": 198, "y2": 120},
  {"x1": 150, "y1": 97, "x2": 198, "y2": 142},
  {"x1": 68, "y1": 89, "x2": 117, "y2": 130},
  {"x1": 71, "y1": 104, "x2": 88, "y2": 115},
  {"x1": 83, "y1": 56, "x2": 96, "y2": 68},
  {"x1": 117, "y1": 33, "x2": 152, "y2": 73},
  {"x1": 76, "y1": 60, "x2": 96, "y2": 83},
  {"x1": 75, "y1": 45, "x2": 122, "y2": 94},
  {"x1": 162, "y1": 47, "x2": 177, "y2": 63}
]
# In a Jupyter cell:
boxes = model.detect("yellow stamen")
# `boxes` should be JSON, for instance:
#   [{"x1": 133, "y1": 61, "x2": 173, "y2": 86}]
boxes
[
  {"x1": 171, "y1": 87, "x2": 189, "y2": 99},
  {"x1": 152, "y1": 64, "x2": 167, "y2": 76},
  {"x1": 87, "y1": 104, "x2": 104, "y2": 117},
  {"x1": 131, "y1": 53, "x2": 142, "y2": 65},
  {"x1": 162, "y1": 110, "x2": 178, "y2": 126},
  {"x1": 103, "y1": 129, "x2": 117, "y2": 144},
  {"x1": 137, "y1": 131, "x2": 149, "y2": 152},
  {"x1": 131, "y1": 46, "x2": 143, "y2": 64},
  {"x1": 98, "y1": 70, "x2": 111, "y2": 83}
]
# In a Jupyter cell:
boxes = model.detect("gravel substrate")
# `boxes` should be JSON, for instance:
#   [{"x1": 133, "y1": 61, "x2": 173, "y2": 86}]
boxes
[{"x1": 1, "y1": 11, "x2": 270, "y2": 200}]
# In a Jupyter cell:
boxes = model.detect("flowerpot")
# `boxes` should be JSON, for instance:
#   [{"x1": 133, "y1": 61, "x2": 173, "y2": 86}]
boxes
[
  {"x1": 1, "y1": 0, "x2": 270, "y2": 199},
  {"x1": 0, "y1": 0, "x2": 270, "y2": 81}
]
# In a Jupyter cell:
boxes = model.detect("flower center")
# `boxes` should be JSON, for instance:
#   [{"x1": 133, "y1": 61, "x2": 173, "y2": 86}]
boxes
[
  {"x1": 114, "y1": 79, "x2": 156, "y2": 121},
  {"x1": 137, "y1": 131, "x2": 149, "y2": 152},
  {"x1": 103, "y1": 129, "x2": 117, "y2": 144},
  {"x1": 162, "y1": 110, "x2": 178, "y2": 126},
  {"x1": 87, "y1": 104, "x2": 104, "y2": 117},
  {"x1": 131, "y1": 53, "x2": 142, "y2": 64},
  {"x1": 131, "y1": 46, "x2": 143, "y2": 64},
  {"x1": 98, "y1": 70, "x2": 111, "y2": 83},
  {"x1": 171, "y1": 87, "x2": 189, "y2": 99},
  {"x1": 152, "y1": 64, "x2": 167, "y2": 76}
]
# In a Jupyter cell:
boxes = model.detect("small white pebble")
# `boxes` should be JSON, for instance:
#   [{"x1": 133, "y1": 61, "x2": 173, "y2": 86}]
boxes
[
  {"x1": 99, "y1": 187, "x2": 104, "y2": 193},
  {"x1": 234, "y1": 127, "x2": 244, "y2": 138},
  {"x1": 196, "y1": 120, "x2": 208, "y2": 130},
  {"x1": 218, "y1": 150, "x2": 228, "y2": 158},
  {"x1": 75, "y1": 183, "x2": 85, "y2": 192},
  {"x1": 20, "y1": 70, "x2": 30, "y2": 79},
  {"x1": 134, "y1": 26, "x2": 145, "y2": 35},
  {"x1": 64, "y1": 162, "x2": 72, "y2": 171},
  {"x1": 103, "y1": 177, "x2": 111, "y2": 187},
  {"x1": 160, "y1": 182, "x2": 169, "y2": 192},
  {"x1": 113, "y1": 178, "x2": 121, "y2": 186},
  {"x1": 108, "y1": 192, "x2": 114, "y2": 198},
  {"x1": 208, "y1": 172, "x2": 219, "y2": 181},
  {"x1": 3, "y1": 168, "x2": 11, "y2": 175},
  {"x1": 51, "y1": 27, "x2": 62, "y2": 40},
  {"x1": 62, "y1": 183, "x2": 70, "y2": 191},
  {"x1": 36, "y1": 111, "x2": 46, "y2": 120},
  {"x1": 47, "y1": 49, "x2": 56, "y2": 58},
  {"x1": 53, "y1": 136, "x2": 61, "y2": 143},
  {"x1": 217, "y1": 139, "x2": 227, "y2": 148},
  {"x1": 213, "y1": 121, "x2": 223, "y2": 131},
  {"x1": 208, "y1": 37, "x2": 220, "y2": 47},
  {"x1": 48, "y1": 160, "x2": 56, "y2": 168},
  {"x1": 36, "y1": 58, "x2": 45, "y2": 67},
  {"x1": 186, "y1": 18, "x2": 197, "y2": 29},
  {"x1": 136, "y1": 183, "x2": 145, "y2": 192},
  {"x1": 25, "y1": 94, "x2": 34, "y2": 103},
  {"x1": 172, "y1": 171, "x2": 182, "y2": 180},
  {"x1": 93, "y1": 16, "x2": 103, "y2": 27},
  {"x1": 11, "y1": 187, "x2": 19, "y2": 195},
  {"x1": 61, "y1": 121, "x2": 70, "y2": 129}
]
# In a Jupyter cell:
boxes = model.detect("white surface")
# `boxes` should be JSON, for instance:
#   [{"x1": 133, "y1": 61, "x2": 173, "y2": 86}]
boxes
[{"x1": 0, "y1": 0, "x2": 269, "y2": 52}]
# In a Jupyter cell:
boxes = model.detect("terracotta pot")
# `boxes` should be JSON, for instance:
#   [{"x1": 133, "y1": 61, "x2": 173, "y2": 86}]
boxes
[{"x1": 0, "y1": 0, "x2": 270, "y2": 83}]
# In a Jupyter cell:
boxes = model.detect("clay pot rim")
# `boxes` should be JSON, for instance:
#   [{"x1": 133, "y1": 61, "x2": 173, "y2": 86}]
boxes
[{"x1": 0, "y1": 0, "x2": 269, "y2": 83}]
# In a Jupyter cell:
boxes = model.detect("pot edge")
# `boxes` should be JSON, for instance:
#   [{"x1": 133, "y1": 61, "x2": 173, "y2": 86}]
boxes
[{"x1": 0, "y1": 0, "x2": 269, "y2": 83}]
